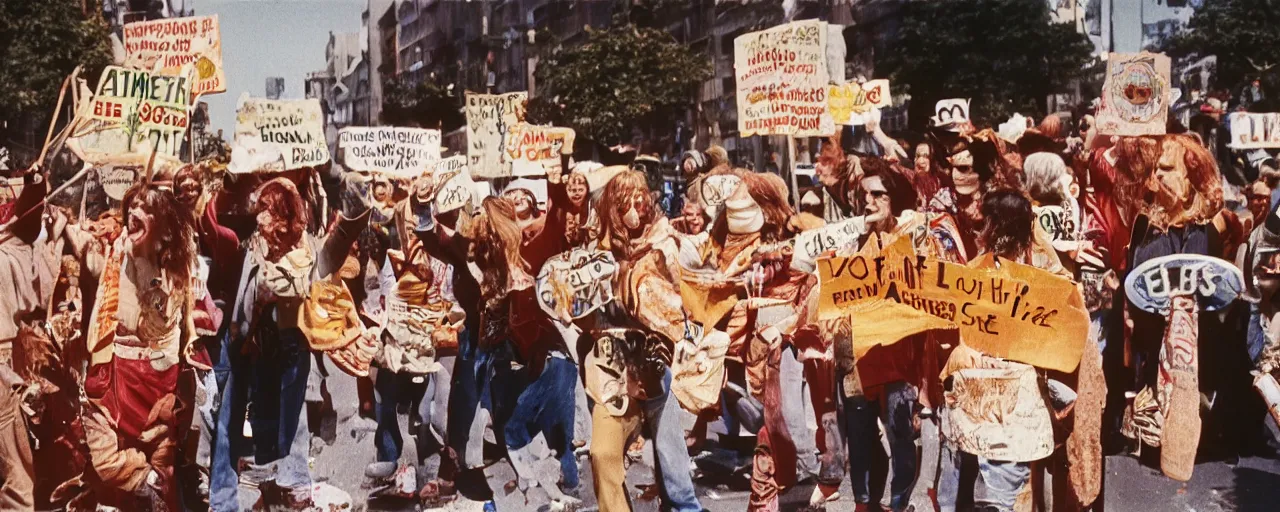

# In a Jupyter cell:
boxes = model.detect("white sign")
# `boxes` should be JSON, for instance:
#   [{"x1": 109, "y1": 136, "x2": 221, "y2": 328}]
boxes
[
  {"x1": 465, "y1": 92, "x2": 527, "y2": 178},
  {"x1": 734, "y1": 19, "x2": 834, "y2": 137},
  {"x1": 98, "y1": 164, "x2": 140, "y2": 201},
  {"x1": 339, "y1": 127, "x2": 441, "y2": 177},
  {"x1": 504, "y1": 123, "x2": 575, "y2": 177},
  {"x1": 122, "y1": 15, "x2": 225, "y2": 95},
  {"x1": 1097, "y1": 52, "x2": 1171, "y2": 136},
  {"x1": 537, "y1": 249, "x2": 620, "y2": 323},
  {"x1": 230, "y1": 95, "x2": 329, "y2": 173},
  {"x1": 931, "y1": 98, "x2": 971, "y2": 131},
  {"x1": 1229, "y1": 112, "x2": 1280, "y2": 149},
  {"x1": 793, "y1": 216, "x2": 868, "y2": 271}
]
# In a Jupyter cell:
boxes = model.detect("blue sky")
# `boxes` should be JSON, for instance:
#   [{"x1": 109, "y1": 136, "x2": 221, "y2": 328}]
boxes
[{"x1": 199, "y1": 0, "x2": 364, "y2": 136}]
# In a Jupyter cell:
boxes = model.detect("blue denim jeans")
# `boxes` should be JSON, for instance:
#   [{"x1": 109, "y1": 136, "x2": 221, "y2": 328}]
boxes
[
  {"x1": 210, "y1": 325, "x2": 312, "y2": 512},
  {"x1": 936, "y1": 408, "x2": 1030, "y2": 512},
  {"x1": 374, "y1": 370, "x2": 425, "y2": 463},
  {"x1": 845, "y1": 380, "x2": 917, "y2": 511},
  {"x1": 504, "y1": 353, "x2": 580, "y2": 488},
  {"x1": 642, "y1": 370, "x2": 702, "y2": 512}
]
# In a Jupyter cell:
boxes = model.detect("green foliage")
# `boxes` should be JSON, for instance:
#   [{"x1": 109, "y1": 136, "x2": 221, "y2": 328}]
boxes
[
  {"x1": 0, "y1": 0, "x2": 113, "y2": 141},
  {"x1": 381, "y1": 75, "x2": 465, "y2": 132},
  {"x1": 534, "y1": 25, "x2": 710, "y2": 147},
  {"x1": 878, "y1": 0, "x2": 1095, "y2": 128},
  {"x1": 1167, "y1": 0, "x2": 1280, "y2": 97}
]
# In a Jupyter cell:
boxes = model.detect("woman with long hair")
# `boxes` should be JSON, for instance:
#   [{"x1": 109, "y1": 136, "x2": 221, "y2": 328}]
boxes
[{"x1": 69, "y1": 181, "x2": 199, "y2": 511}]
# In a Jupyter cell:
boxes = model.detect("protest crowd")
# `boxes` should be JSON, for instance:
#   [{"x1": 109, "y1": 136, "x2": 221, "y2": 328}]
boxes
[{"x1": 5, "y1": 12, "x2": 1280, "y2": 512}]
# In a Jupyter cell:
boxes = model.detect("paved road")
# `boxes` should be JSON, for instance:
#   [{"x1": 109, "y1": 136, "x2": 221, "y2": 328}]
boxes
[{"x1": 232, "y1": 358, "x2": 1280, "y2": 511}]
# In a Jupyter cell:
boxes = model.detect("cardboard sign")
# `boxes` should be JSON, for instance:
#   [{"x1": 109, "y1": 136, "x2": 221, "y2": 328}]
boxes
[
  {"x1": 465, "y1": 92, "x2": 527, "y2": 178},
  {"x1": 734, "y1": 19, "x2": 834, "y2": 137},
  {"x1": 1034, "y1": 205, "x2": 1077, "y2": 242},
  {"x1": 98, "y1": 165, "x2": 139, "y2": 201},
  {"x1": 828, "y1": 80, "x2": 890, "y2": 125},
  {"x1": 338, "y1": 127, "x2": 441, "y2": 177},
  {"x1": 792, "y1": 216, "x2": 867, "y2": 271},
  {"x1": 122, "y1": 15, "x2": 225, "y2": 95},
  {"x1": 1124, "y1": 254, "x2": 1243, "y2": 314},
  {"x1": 230, "y1": 95, "x2": 329, "y2": 173},
  {"x1": 931, "y1": 98, "x2": 971, "y2": 130},
  {"x1": 1097, "y1": 52, "x2": 1171, "y2": 136},
  {"x1": 504, "y1": 123, "x2": 575, "y2": 177},
  {"x1": 818, "y1": 237, "x2": 1089, "y2": 372},
  {"x1": 432, "y1": 156, "x2": 480, "y2": 214},
  {"x1": 536, "y1": 249, "x2": 619, "y2": 323},
  {"x1": 82, "y1": 66, "x2": 192, "y2": 160},
  {"x1": 1228, "y1": 112, "x2": 1280, "y2": 149}
]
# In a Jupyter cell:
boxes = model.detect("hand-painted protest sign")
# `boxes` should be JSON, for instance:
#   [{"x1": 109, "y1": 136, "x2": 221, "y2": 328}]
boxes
[
  {"x1": 734, "y1": 19, "x2": 834, "y2": 137},
  {"x1": 537, "y1": 249, "x2": 619, "y2": 323},
  {"x1": 80, "y1": 66, "x2": 192, "y2": 161},
  {"x1": 1097, "y1": 52, "x2": 1170, "y2": 136},
  {"x1": 1034, "y1": 205, "x2": 1077, "y2": 242},
  {"x1": 1228, "y1": 112, "x2": 1280, "y2": 149},
  {"x1": 793, "y1": 216, "x2": 867, "y2": 271},
  {"x1": 339, "y1": 127, "x2": 441, "y2": 177},
  {"x1": 432, "y1": 155, "x2": 481, "y2": 214},
  {"x1": 1124, "y1": 254, "x2": 1243, "y2": 314},
  {"x1": 98, "y1": 164, "x2": 140, "y2": 201},
  {"x1": 504, "y1": 123, "x2": 575, "y2": 177},
  {"x1": 818, "y1": 237, "x2": 1089, "y2": 372},
  {"x1": 230, "y1": 95, "x2": 329, "y2": 173},
  {"x1": 944, "y1": 363, "x2": 1055, "y2": 462},
  {"x1": 465, "y1": 92, "x2": 527, "y2": 178},
  {"x1": 122, "y1": 15, "x2": 225, "y2": 95},
  {"x1": 931, "y1": 98, "x2": 971, "y2": 131},
  {"x1": 828, "y1": 80, "x2": 890, "y2": 126}
]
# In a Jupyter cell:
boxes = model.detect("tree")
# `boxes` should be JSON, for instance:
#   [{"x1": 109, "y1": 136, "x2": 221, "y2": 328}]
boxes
[
  {"x1": 1167, "y1": 0, "x2": 1280, "y2": 105},
  {"x1": 534, "y1": 25, "x2": 711, "y2": 148},
  {"x1": 877, "y1": 0, "x2": 1095, "y2": 129},
  {"x1": 0, "y1": 0, "x2": 113, "y2": 150},
  {"x1": 381, "y1": 75, "x2": 465, "y2": 132}
]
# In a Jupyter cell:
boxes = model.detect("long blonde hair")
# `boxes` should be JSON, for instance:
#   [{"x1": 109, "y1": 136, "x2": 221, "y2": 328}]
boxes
[{"x1": 465, "y1": 196, "x2": 527, "y2": 300}]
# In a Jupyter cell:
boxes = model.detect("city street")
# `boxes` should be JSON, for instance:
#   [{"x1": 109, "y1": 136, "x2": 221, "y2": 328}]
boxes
[{"x1": 233, "y1": 358, "x2": 1280, "y2": 512}]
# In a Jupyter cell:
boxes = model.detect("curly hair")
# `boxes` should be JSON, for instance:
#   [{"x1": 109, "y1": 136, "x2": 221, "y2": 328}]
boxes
[
  {"x1": 1146, "y1": 134, "x2": 1224, "y2": 228},
  {"x1": 596, "y1": 169, "x2": 656, "y2": 261},
  {"x1": 1112, "y1": 136, "x2": 1161, "y2": 217},
  {"x1": 465, "y1": 196, "x2": 527, "y2": 300},
  {"x1": 979, "y1": 189, "x2": 1035, "y2": 260},
  {"x1": 253, "y1": 178, "x2": 309, "y2": 261},
  {"x1": 122, "y1": 184, "x2": 197, "y2": 291},
  {"x1": 1023, "y1": 152, "x2": 1068, "y2": 207}
]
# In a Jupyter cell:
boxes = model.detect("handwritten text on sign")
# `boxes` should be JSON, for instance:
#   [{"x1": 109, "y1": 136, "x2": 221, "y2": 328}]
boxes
[
  {"x1": 818, "y1": 237, "x2": 1088, "y2": 372},
  {"x1": 537, "y1": 249, "x2": 620, "y2": 323},
  {"x1": 87, "y1": 66, "x2": 192, "y2": 158},
  {"x1": 123, "y1": 15, "x2": 225, "y2": 95},
  {"x1": 829, "y1": 80, "x2": 891, "y2": 125},
  {"x1": 505, "y1": 123, "x2": 575, "y2": 177},
  {"x1": 1124, "y1": 254, "x2": 1243, "y2": 314},
  {"x1": 339, "y1": 127, "x2": 441, "y2": 177},
  {"x1": 465, "y1": 92, "x2": 527, "y2": 178},
  {"x1": 1228, "y1": 112, "x2": 1280, "y2": 149},
  {"x1": 734, "y1": 19, "x2": 833, "y2": 137},
  {"x1": 233, "y1": 97, "x2": 329, "y2": 171}
]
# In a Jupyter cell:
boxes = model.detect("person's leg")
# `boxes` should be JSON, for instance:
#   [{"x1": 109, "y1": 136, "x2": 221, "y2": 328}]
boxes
[
  {"x1": 806, "y1": 358, "x2": 844, "y2": 497},
  {"x1": 883, "y1": 381, "x2": 919, "y2": 511},
  {"x1": 0, "y1": 369, "x2": 35, "y2": 511},
  {"x1": 843, "y1": 387, "x2": 880, "y2": 505},
  {"x1": 590, "y1": 403, "x2": 639, "y2": 512},
  {"x1": 374, "y1": 369, "x2": 405, "y2": 463},
  {"x1": 210, "y1": 337, "x2": 247, "y2": 512},
  {"x1": 272, "y1": 329, "x2": 313, "y2": 492},
  {"x1": 643, "y1": 369, "x2": 703, "y2": 512},
  {"x1": 779, "y1": 347, "x2": 817, "y2": 478},
  {"x1": 977, "y1": 458, "x2": 1031, "y2": 512},
  {"x1": 535, "y1": 356, "x2": 580, "y2": 490}
]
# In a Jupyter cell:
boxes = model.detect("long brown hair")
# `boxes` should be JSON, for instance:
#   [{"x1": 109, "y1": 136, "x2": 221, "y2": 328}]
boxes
[
  {"x1": 465, "y1": 196, "x2": 527, "y2": 300},
  {"x1": 253, "y1": 178, "x2": 309, "y2": 261},
  {"x1": 596, "y1": 169, "x2": 656, "y2": 261},
  {"x1": 1146, "y1": 134, "x2": 1224, "y2": 228},
  {"x1": 122, "y1": 184, "x2": 197, "y2": 291}
]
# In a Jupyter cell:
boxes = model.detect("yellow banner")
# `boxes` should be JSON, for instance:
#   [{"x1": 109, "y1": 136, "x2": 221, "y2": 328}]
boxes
[{"x1": 818, "y1": 237, "x2": 1088, "y2": 373}]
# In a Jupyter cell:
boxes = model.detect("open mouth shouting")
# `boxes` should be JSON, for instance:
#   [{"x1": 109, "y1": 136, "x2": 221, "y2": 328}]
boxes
[{"x1": 127, "y1": 207, "x2": 153, "y2": 246}]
